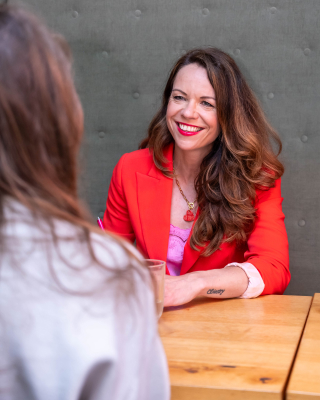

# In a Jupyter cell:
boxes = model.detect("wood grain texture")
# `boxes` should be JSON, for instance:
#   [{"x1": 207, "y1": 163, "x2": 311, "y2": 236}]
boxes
[
  {"x1": 159, "y1": 295, "x2": 312, "y2": 400},
  {"x1": 286, "y1": 293, "x2": 320, "y2": 400}
]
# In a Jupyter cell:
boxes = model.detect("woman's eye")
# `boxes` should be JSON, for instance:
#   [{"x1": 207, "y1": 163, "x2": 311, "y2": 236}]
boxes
[
  {"x1": 173, "y1": 95, "x2": 185, "y2": 101},
  {"x1": 201, "y1": 101, "x2": 215, "y2": 108}
]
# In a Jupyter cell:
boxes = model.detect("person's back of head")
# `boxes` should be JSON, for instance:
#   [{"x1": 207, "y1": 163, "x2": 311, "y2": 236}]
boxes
[
  {"x1": 0, "y1": 3, "x2": 147, "y2": 304},
  {"x1": 0, "y1": 4, "x2": 85, "y2": 224}
]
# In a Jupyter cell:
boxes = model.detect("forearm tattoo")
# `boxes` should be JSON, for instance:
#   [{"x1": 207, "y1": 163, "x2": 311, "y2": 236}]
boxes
[{"x1": 207, "y1": 288, "x2": 225, "y2": 295}]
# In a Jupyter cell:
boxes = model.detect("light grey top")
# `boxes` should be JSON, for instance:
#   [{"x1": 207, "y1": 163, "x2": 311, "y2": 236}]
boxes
[{"x1": 0, "y1": 200, "x2": 170, "y2": 400}]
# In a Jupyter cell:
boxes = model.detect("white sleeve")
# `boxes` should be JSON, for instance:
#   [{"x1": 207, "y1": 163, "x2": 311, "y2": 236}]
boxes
[
  {"x1": 77, "y1": 253, "x2": 170, "y2": 400},
  {"x1": 0, "y1": 217, "x2": 170, "y2": 400},
  {"x1": 225, "y1": 262, "x2": 265, "y2": 299},
  {"x1": 80, "y1": 324, "x2": 170, "y2": 400},
  {"x1": 140, "y1": 332, "x2": 171, "y2": 400}
]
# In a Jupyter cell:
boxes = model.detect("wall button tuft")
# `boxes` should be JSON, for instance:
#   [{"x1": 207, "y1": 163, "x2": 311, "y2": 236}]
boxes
[
  {"x1": 102, "y1": 51, "x2": 109, "y2": 58},
  {"x1": 304, "y1": 48, "x2": 311, "y2": 56},
  {"x1": 135, "y1": 10, "x2": 142, "y2": 17},
  {"x1": 99, "y1": 131, "x2": 105, "y2": 138},
  {"x1": 133, "y1": 92, "x2": 140, "y2": 99},
  {"x1": 72, "y1": 11, "x2": 79, "y2": 18},
  {"x1": 267, "y1": 92, "x2": 274, "y2": 99},
  {"x1": 270, "y1": 7, "x2": 277, "y2": 14},
  {"x1": 301, "y1": 135, "x2": 308, "y2": 143},
  {"x1": 298, "y1": 219, "x2": 306, "y2": 227},
  {"x1": 202, "y1": 8, "x2": 210, "y2": 16},
  {"x1": 234, "y1": 49, "x2": 241, "y2": 56}
]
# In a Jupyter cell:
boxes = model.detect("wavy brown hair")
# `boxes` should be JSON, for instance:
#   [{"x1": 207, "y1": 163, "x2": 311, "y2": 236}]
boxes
[
  {"x1": 140, "y1": 48, "x2": 284, "y2": 256},
  {"x1": 0, "y1": 5, "x2": 143, "y2": 294}
]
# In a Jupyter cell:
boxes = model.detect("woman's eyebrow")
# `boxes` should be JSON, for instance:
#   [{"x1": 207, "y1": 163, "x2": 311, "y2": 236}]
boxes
[
  {"x1": 201, "y1": 96, "x2": 216, "y2": 100},
  {"x1": 172, "y1": 89, "x2": 215, "y2": 100},
  {"x1": 172, "y1": 88, "x2": 187, "y2": 95}
]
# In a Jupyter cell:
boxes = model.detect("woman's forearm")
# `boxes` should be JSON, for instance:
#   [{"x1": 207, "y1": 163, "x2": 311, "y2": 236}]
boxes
[
  {"x1": 197, "y1": 266, "x2": 249, "y2": 299},
  {"x1": 164, "y1": 266, "x2": 249, "y2": 307}
]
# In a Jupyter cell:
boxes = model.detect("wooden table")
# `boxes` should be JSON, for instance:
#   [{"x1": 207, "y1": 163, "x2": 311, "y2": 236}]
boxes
[
  {"x1": 286, "y1": 293, "x2": 320, "y2": 400},
  {"x1": 159, "y1": 295, "x2": 312, "y2": 400}
]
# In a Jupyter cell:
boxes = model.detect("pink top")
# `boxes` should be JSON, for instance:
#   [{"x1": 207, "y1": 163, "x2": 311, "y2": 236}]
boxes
[
  {"x1": 166, "y1": 224, "x2": 265, "y2": 299},
  {"x1": 166, "y1": 224, "x2": 191, "y2": 276}
]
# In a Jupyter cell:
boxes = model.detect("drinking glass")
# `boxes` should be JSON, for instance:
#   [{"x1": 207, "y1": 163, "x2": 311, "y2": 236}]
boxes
[{"x1": 145, "y1": 259, "x2": 166, "y2": 319}]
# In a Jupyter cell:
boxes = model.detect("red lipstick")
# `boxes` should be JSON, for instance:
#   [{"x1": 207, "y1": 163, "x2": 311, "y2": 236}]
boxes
[{"x1": 176, "y1": 121, "x2": 204, "y2": 136}]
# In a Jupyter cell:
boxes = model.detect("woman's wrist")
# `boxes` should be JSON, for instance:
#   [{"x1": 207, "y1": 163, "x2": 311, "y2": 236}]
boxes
[{"x1": 185, "y1": 270, "x2": 208, "y2": 297}]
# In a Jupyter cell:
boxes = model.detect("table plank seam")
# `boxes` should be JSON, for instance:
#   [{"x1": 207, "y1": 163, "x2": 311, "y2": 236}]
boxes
[{"x1": 284, "y1": 296, "x2": 314, "y2": 400}]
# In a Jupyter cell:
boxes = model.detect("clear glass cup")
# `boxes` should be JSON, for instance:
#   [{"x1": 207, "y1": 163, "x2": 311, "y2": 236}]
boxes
[{"x1": 145, "y1": 259, "x2": 166, "y2": 319}]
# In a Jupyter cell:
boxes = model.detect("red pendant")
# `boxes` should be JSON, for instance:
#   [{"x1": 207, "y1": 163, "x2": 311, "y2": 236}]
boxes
[{"x1": 183, "y1": 210, "x2": 195, "y2": 222}]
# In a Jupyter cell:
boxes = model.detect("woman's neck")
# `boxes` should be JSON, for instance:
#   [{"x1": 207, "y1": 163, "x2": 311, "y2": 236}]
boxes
[{"x1": 173, "y1": 147, "x2": 207, "y2": 184}]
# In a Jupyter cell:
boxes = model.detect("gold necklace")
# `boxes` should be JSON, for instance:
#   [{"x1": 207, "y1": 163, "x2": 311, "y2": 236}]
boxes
[{"x1": 173, "y1": 167, "x2": 197, "y2": 222}]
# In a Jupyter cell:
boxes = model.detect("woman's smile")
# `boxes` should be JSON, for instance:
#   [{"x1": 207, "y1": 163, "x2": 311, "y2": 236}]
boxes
[{"x1": 176, "y1": 121, "x2": 204, "y2": 136}]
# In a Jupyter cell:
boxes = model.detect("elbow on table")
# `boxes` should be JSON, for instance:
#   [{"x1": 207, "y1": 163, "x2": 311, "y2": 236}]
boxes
[{"x1": 259, "y1": 262, "x2": 291, "y2": 296}]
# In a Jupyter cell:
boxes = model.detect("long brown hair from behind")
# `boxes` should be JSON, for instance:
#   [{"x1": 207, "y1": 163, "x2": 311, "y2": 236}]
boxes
[
  {"x1": 0, "y1": 5, "x2": 84, "y2": 221},
  {"x1": 0, "y1": 5, "x2": 144, "y2": 297},
  {"x1": 140, "y1": 48, "x2": 284, "y2": 256}
]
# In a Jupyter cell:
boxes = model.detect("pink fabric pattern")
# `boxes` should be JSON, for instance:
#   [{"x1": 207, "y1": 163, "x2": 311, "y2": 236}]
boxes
[{"x1": 166, "y1": 224, "x2": 191, "y2": 276}]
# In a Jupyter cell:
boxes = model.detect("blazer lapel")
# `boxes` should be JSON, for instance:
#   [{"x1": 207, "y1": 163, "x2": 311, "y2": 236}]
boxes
[{"x1": 137, "y1": 145, "x2": 173, "y2": 264}]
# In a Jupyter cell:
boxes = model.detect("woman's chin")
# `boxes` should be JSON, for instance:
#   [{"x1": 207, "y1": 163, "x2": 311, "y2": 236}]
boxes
[
  {"x1": 174, "y1": 141, "x2": 198, "y2": 152},
  {"x1": 173, "y1": 137, "x2": 212, "y2": 155}
]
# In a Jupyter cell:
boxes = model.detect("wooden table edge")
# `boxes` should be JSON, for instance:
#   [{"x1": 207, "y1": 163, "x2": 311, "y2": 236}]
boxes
[{"x1": 285, "y1": 294, "x2": 320, "y2": 400}]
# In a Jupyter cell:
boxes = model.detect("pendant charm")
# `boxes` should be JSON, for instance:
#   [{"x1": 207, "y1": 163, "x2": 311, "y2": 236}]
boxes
[{"x1": 183, "y1": 210, "x2": 195, "y2": 222}]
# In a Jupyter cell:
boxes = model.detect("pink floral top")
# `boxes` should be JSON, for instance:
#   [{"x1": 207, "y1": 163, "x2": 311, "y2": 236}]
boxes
[{"x1": 166, "y1": 224, "x2": 191, "y2": 276}]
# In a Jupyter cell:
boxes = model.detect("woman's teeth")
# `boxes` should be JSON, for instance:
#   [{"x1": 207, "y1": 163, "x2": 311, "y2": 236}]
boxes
[{"x1": 179, "y1": 123, "x2": 202, "y2": 132}]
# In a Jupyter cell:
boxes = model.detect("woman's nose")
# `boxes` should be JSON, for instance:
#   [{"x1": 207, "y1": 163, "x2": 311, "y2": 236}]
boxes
[{"x1": 181, "y1": 100, "x2": 198, "y2": 119}]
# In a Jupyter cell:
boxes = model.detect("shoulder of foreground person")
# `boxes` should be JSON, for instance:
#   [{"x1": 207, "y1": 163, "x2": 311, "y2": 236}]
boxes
[{"x1": 0, "y1": 216, "x2": 170, "y2": 400}]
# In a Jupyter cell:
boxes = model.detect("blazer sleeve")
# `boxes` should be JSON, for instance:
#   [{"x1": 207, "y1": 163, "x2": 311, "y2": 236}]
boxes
[
  {"x1": 103, "y1": 155, "x2": 135, "y2": 243},
  {"x1": 244, "y1": 178, "x2": 290, "y2": 295}
]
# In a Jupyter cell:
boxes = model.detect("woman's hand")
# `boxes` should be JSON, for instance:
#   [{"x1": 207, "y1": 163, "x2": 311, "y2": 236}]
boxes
[{"x1": 163, "y1": 272, "x2": 204, "y2": 307}]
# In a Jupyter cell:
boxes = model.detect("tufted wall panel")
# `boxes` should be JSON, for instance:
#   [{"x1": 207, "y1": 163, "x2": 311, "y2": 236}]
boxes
[{"x1": 9, "y1": 0, "x2": 320, "y2": 295}]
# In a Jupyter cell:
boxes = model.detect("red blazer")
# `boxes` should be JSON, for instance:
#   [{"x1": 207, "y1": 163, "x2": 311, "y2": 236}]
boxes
[{"x1": 104, "y1": 144, "x2": 290, "y2": 295}]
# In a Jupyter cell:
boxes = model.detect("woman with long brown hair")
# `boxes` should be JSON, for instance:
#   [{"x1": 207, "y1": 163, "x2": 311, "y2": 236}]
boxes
[
  {"x1": 0, "y1": 5, "x2": 169, "y2": 399},
  {"x1": 104, "y1": 48, "x2": 290, "y2": 306}
]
